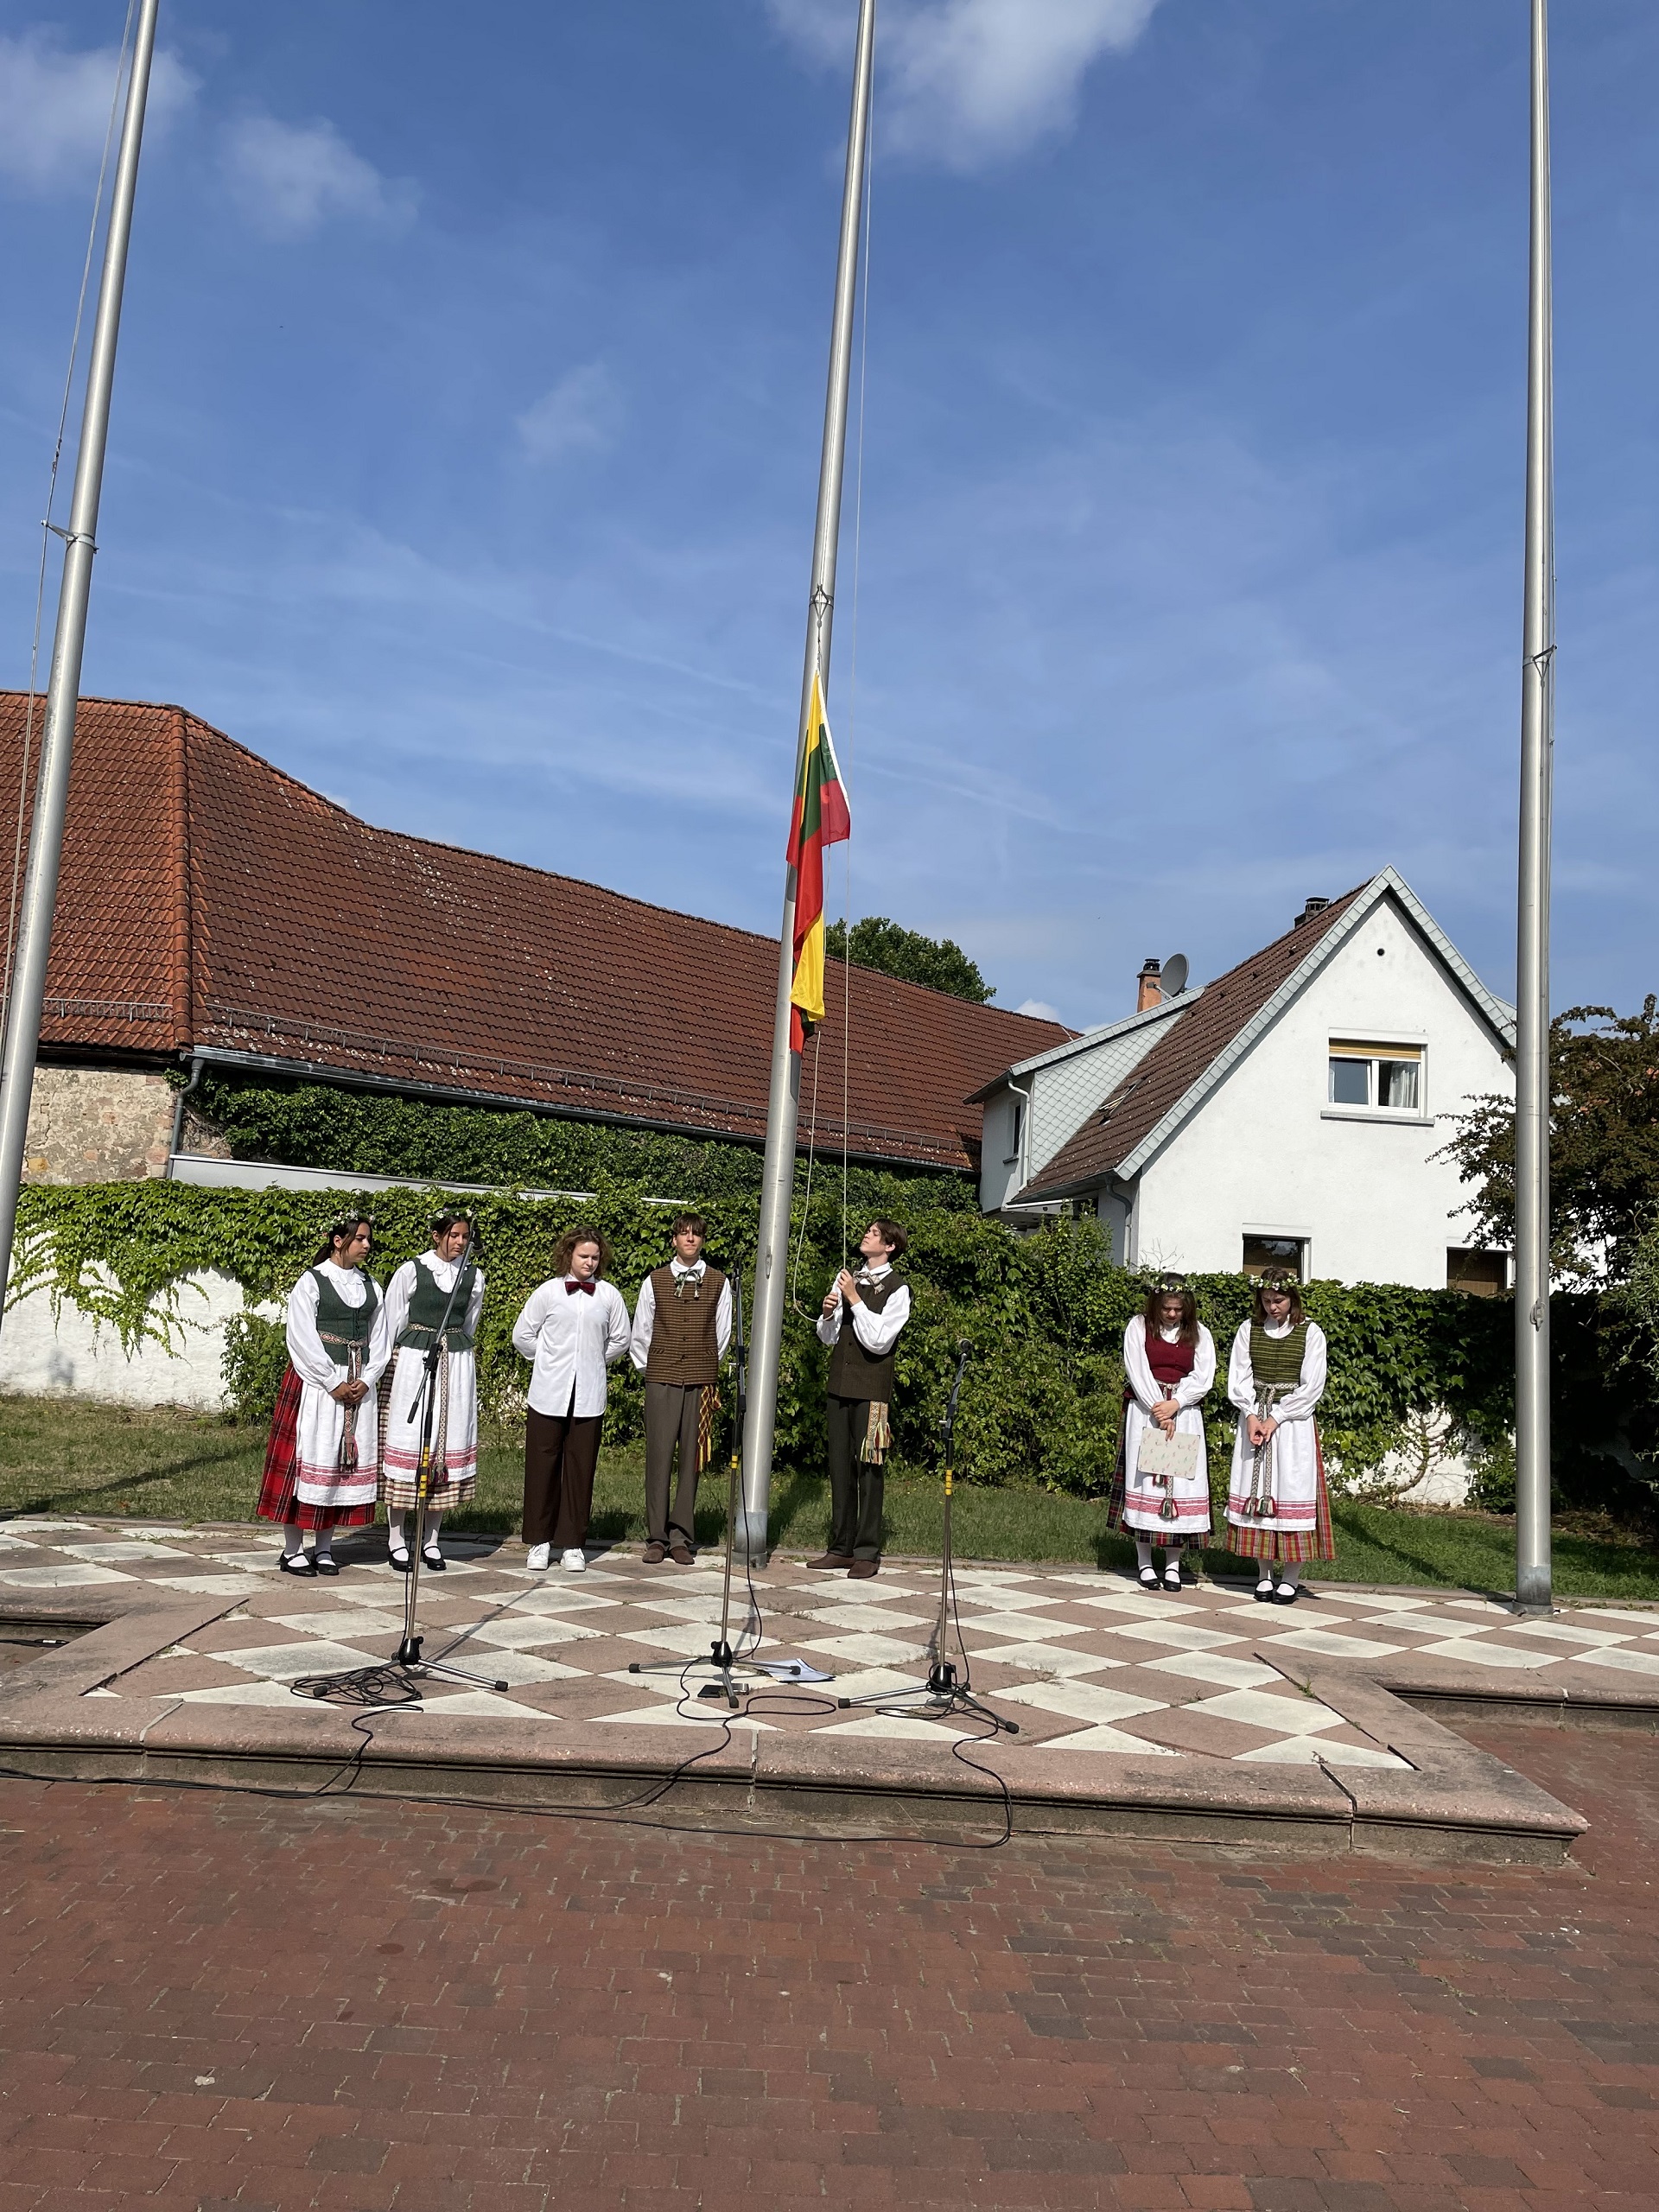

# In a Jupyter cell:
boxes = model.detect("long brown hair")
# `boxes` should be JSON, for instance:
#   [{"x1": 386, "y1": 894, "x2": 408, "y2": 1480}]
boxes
[
  {"x1": 1251, "y1": 1275, "x2": 1306, "y2": 1326},
  {"x1": 1141, "y1": 1280, "x2": 1199, "y2": 1347},
  {"x1": 552, "y1": 1224, "x2": 612, "y2": 1280}
]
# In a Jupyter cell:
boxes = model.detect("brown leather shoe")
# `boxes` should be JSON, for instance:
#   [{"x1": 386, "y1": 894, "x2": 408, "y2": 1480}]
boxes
[
  {"x1": 805, "y1": 1552, "x2": 855, "y2": 1571},
  {"x1": 642, "y1": 1541, "x2": 667, "y2": 1565},
  {"x1": 669, "y1": 1544, "x2": 695, "y2": 1567},
  {"x1": 848, "y1": 1559, "x2": 880, "y2": 1580}
]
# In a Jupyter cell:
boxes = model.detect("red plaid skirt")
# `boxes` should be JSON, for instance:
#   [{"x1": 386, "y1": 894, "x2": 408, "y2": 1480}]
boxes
[
  {"x1": 1224, "y1": 1429, "x2": 1337, "y2": 1564},
  {"x1": 255, "y1": 1366, "x2": 378, "y2": 1533}
]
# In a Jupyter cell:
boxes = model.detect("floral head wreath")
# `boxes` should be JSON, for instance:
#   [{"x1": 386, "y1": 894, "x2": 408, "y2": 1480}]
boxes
[
  {"x1": 1154, "y1": 1271, "x2": 1187, "y2": 1294},
  {"x1": 323, "y1": 1207, "x2": 373, "y2": 1244},
  {"x1": 1257, "y1": 1268, "x2": 1298, "y2": 1292},
  {"x1": 429, "y1": 1205, "x2": 477, "y2": 1236}
]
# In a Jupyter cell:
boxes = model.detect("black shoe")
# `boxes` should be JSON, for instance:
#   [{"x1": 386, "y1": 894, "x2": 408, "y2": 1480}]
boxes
[
  {"x1": 1254, "y1": 1580, "x2": 1274, "y2": 1603},
  {"x1": 1137, "y1": 1566, "x2": 1160, "y2": 1591},
  {"x1": 1271, "y1": 1583, "x2": 1300, "y2": 1605},
  {"x1": 313, "y1": 1555, "x2": 340, "y2": 1578},
  {"x1": 1162, "y1": 1564, "x2": 1183, "y2": 1592},
  {"x1": 278, "y1": 1551, "x2": 315, "y2": 1577},
  {"x1": 422, "y1": 1547, "x2": 446, "y2": 1572},
  {"x1": 390, "y1": 1547, "x2": 414, "y2": 1574}
]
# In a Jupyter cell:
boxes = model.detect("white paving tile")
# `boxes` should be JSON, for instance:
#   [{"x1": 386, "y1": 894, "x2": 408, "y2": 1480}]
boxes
[
  {"x1": 992, "y1": 1681, "x2": 1173, "y2": 1725},
  {"x1": 957, "y1": 1613, "x2": 1097, "y2": 1640},
  {"x1": 1185, "y1": 1688, "x2": 1346, "y2": 1736},
  {"x1": 411, "y1": 1689, "x2": 561, "y2": 1720},
  {"x1": 426, "y1": 1647, "x2": 586, "y2": 1687},
  {"x1": 0, "y1": 1535, "x2": 45, "y2": 1553},
  {"x1": 1500, "y1": 1619, "x2": 1637, "y2": 1649},
  {"x1": 614, "y1": 1621, "x2": 759, "y2": 1658},
  {"x1": 149, "y1": 1574, "x2": 270, "y2": 1597},
  {"x1": 1235, "y1": 1737, "x2": 1405, "y2": 1768},
  {"x1": 591, "y1": 1702, "x2": 765, "y2": 1730},
  {"x1": 268, "y1": 1608, "x2": 404, "y2": 1639},
  {"x1": 793, "y1": 1631, "x2": 928, "y2": 1665},
  {"x1": 214, "y1": 1640, "x2": 384, "y2": 1681},
  {"x1": 0, "y1": 1563, "x2": 134, "y2": 1589},
  {"x1": 1565, "y1": 1643, "x2": 1659, "y2": 1678},
  {"x1": 1410, "y1": 1638, "x2": 1566, "y2": 1671},
  {"x1": 1573, "y1": 1606, "x2": 1659, "y2": 1628},
  {"x1": 466, "y1": 1616, "x2": 611, "y2": 1649},
  {"x1": 1257, "y1": 1628, "x2": 1409, "y2": 1662},
  {"x1": 159, "y1": 1680, "x2": 306, "y2": 1708},
  {"x1": 1139, "y1": 1651, "x2": 1283, "y2": 1689},
  {"x1": 1095, "y1": 1620, "x2": 1249, "y2": 1653},
  {"x1": 501, "y1": 1587, "x2": 622, "y2": 1614},
  {"x1": 1034, "y1": 1724, "x2": 1182, "y2": 1756},
  {"x1": 799, "y1": 1605, "x2": 932, "y2": 1631},
  {"x1": 9, "y1": 1518, "x2": 97, "y2": 1532},
  {"x1": 59, "y1": 1541, "x2": 194, "y2": 1562},
  {"x1": 950, "y1": 1639, "x2": 1122, "y2": 1680},
  {"x1": 821, "y1": 1713, "x2": 981, "y2": 1742}
]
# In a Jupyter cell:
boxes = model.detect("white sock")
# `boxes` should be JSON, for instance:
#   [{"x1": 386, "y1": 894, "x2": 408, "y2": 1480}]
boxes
[
  {"x1": 1135, "y1": 1540, "x2": 1154, "y2": 1570},
  {"x1": 423, "y1": 1513, "x2": 444, "y2": 1551},
  {"x1": 1276, "y1": 1564, "x2": 1301, "y2": 1591},
  {"x1": 313, "y1": 1534, "x2": 334, "y2": 1563},
  {"x1": 1164, "y1": 1545, "x2": 1183, "y2": 1573},
  {"x1": 283, "y1": 1522, "x2": 306, "y2": 1560}
]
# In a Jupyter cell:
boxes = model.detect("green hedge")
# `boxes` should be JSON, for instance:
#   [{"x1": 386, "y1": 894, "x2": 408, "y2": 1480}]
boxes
[{"x1": 13, "y1": 1177, "x2": 1605, "y2": 1507}]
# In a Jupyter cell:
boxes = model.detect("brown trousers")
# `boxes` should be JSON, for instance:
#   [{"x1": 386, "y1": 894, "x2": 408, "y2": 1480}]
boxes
[
  {"x1": 826, "y1": 1394, "x2": 884, "y2": 1561},
  {"x1": 524, "y1": 1404, "x2": 603, "y2": 1550},
  {"x1": 644, "y1": 1381, "x2": 703, "y2": 1548}
]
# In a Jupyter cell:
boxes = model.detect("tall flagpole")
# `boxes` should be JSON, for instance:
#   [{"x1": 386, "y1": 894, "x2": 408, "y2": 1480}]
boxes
[
  {"x1": 740, "y1": 0, "x2": 877, "y2": 1557},
  {"x1": 1514, "y1": 0, "x2": 1554, "y2": 1616},
  {"x1": 0, "y1": 0, "x2": 162, "y2": 1341}
]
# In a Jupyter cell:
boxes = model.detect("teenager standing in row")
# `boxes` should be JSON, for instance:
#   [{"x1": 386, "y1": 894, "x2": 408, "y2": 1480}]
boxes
[
  {"x1": 1110, "y1": 1276, "x2": 1217, "y2": 1590},
  {"x1": 512, "y1": 1226, "x2": 632, "y2": 1573},
  {"x1": 1224, "y1": 1273, "x2": 1332, "y2": 1604},
  {"x1": 630, "y1": 1211, "x2": 731, "y2": 1565},
  {"x1": 379, "y1": 1208, "x2": 484, "y2": 1573}
]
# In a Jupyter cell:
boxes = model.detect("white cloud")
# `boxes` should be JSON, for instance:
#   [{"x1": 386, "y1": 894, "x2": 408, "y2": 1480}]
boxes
[
  {"x1": 517, "y1": 363, "x2": 623, "y2": 465},
  {"x1": 0, "y1": 29, "x2": 196, "y2": 192},
  {"x1": 223, "y1": 114, "x2": 415, "y2": 239},
  {"x1": 766, "y1": 0, "x2": 1165, "y2": 168},
  {"x1": 1016, "y1": 997, "x2": 1063, "y2": 1022}
]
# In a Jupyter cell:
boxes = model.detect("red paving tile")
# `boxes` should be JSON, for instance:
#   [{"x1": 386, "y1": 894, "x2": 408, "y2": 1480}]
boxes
[{"x1": 0, "y1": 1721, "x2": 1656, "y2": 2206}]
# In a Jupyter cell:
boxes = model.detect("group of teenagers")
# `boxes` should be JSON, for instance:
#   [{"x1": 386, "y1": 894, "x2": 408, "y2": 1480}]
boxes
[{"x1": 256, "y1": 1205, "x2": 1332, "y2": 1603}]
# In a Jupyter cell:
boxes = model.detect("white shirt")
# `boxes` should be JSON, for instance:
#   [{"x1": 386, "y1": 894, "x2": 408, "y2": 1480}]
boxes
[
  {"x1": 815, "y1": 1261, "x2": 911, "y2": 1357},
  {"x1": 383, "y1": 1251, "x2": 486, "y2": 1350},
  {"x1": 286, "y1": 1261, "x2": 393, "y2": 1394},
  {"x1": 1122, "y1": 1316, "x2": 1217, "y2": 1414},
  {"x1": 1227, "y1": 1317, "x2": 1328, "y2": 1423},
  {"x1": 512, "y1": 1274, "x2": 632, "y2": 1417},
  {"x1": 630, "y1": 1257, "x2": 734, "y2": 1372}
]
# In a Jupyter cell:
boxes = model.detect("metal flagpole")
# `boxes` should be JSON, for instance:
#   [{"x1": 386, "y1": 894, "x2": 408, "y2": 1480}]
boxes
[
  {"x1": 0, "y1": 0, "x2": 162, "y2": 1340},
  {"x1": 1513, "y1": 0, "x2": 1554, "y2": 1617},
  {"x1": 739, "y1": 0, "x2": 876, "y2": 1558}
]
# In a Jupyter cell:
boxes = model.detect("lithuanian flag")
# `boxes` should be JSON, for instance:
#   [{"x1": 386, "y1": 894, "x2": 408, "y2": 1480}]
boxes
[{"x1": 786, "y1": 672, "x2": 851, "y2": 1051}]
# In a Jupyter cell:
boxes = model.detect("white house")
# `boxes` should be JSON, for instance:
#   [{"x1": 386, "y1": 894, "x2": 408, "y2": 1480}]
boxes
[{"x1": 972, "y1": 870, "x2": 1516, "y2": 1292}]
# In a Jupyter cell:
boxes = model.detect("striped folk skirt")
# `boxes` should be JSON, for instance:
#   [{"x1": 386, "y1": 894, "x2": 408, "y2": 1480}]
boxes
[
  {"x1": 1224, "y1": 1427, "x2": 1336, "y2": 1564},
  {"x1": 255, "y1": 1367, "x2": 378, "y2": 1534}
]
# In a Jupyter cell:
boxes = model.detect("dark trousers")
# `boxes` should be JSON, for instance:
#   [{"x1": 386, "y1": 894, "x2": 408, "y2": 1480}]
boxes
[
  {"x1": 524, "y1": 1404, "x2": 603, "y2": 1550},
  {"x1": 826, "y1": 1393, "x2": 884, "y2": 1560},
  {"x1": 644, "y1": 1381, "x2": 703, "y2": 1548}
]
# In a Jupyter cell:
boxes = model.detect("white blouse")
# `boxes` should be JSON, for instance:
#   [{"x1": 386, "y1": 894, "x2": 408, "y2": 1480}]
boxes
[
  {"x1": 285, "y1": 1261, "x2": 393, "y2": 1394},
  {"x1": 383, "y1": 1252, "x2": 486, "y2": 1349},
  {"x1": 1227, "y1": 1319, "x2": 1328, "y2": 1423},
  {"x1": 512, "y1": 1276, "x2": 632, "y2": 1418}
]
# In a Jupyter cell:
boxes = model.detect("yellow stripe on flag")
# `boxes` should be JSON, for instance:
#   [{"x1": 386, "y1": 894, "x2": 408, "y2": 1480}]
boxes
[{"x1": 791, "y1": 912, "x2": 827, "y2": 1028}]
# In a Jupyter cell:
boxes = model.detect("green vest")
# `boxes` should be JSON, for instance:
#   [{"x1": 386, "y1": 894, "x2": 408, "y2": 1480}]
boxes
[
  {"x1": 397, "y1": 1256, "x2": 478, "y2": 1354},
  {"x1": 1249, "y1": 1319, "x2": 1308, "y2": 1389},
  {"x1": 311, "y1": 1268, "x2": 379, "y2": 1359}
]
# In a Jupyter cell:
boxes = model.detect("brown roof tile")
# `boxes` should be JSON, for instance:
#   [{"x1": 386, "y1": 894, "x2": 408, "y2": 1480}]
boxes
[
  {"x1": 1017, "y1": 886, "x2": 1368, "y2": 1199},
  {"x1": 0, "y1": 692, "x2": 1071, "y2": 1173}
]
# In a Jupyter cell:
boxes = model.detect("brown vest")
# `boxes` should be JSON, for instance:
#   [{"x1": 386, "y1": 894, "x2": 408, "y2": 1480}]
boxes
[
  {"x1": 827, "y1": 1269, "x2": 906, "y2": 1402},
  {"x1": 642, "y1": 1264, "x2": 726, "y2": 1386}
]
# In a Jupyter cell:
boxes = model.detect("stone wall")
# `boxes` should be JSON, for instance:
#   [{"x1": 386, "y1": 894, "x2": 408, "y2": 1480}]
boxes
[
  {"x1": 22, "y1": 1066, "x2": 232, "y2": 1185},
  {"x1": 0, "y1": 1270, "x2": 263, "y2": 1409}
]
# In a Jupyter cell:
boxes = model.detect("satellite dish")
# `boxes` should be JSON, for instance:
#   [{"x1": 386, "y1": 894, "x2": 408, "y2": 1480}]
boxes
[{"x1": 1160, "y1": 953, "x2": 1189, "y2": 1000}]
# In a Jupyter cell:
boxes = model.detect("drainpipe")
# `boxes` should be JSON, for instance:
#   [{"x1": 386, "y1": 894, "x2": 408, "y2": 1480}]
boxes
[{"x1": 167, "y1": 1055, "x2": 203, "y2": 1174}]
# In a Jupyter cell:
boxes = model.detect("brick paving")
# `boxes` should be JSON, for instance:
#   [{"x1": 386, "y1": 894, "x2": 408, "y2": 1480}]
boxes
[
  {"x1": 9, "y1": 1517, "x2": 1659, "y2": 1768},
  {"x1": 1, "y1": 1718, "x2": 1656, "y2": 2209}
]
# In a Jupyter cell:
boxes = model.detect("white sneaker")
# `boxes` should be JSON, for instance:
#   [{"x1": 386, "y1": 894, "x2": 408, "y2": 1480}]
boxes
[
  {"x1": 525, "y1": 1542, "x2": 552, "y2": 1573},
  {"x1": 560, "y1": 1548, "x2": 587, "y2": 1573}
]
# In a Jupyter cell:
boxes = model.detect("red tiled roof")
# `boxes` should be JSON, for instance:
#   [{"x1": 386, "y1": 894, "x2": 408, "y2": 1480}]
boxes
[
  {"x1": 0, "y1": 693, "x2": 1071, "y2": 1173},
  {"x1": 1017, "y1": 886, "x2": 1368, "y2": 1199}
]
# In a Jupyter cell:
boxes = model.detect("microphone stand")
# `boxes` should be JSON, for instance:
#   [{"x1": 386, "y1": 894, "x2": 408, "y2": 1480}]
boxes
[
  {"x1": 391, "y1": 1224, "x2": 509, "y2": 1694},
  {"x1": 626, "y1": 1259, "x2": 817, "y2": 1708},
  {"x1": 840, "y1": 1340, "x2": 1017, "y2": 1734}
]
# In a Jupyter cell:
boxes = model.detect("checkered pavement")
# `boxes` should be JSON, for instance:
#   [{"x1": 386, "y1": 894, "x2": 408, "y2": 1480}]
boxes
[{"x1": 5, "y1": 1517, "x2": 1657, "y2": 1766}]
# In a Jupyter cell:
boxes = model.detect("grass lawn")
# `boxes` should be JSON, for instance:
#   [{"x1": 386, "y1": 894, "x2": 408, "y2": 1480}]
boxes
[{"x1": 4, "y1": 1394, "x2": 1659, "y2": 1602}]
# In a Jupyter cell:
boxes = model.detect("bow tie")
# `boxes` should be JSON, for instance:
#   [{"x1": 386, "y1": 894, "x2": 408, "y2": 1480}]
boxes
[{"x1": 565, "y1": 1278, "x2": 596, "y2": 1296}]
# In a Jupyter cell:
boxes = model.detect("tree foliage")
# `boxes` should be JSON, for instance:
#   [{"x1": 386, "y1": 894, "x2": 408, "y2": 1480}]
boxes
[
  {"x1": 1440, "y1": 999, "x2": 1659, "y2": 1284},
  {"x1": 824, "y1": 915, "x2": 994, "y2": 1003}
]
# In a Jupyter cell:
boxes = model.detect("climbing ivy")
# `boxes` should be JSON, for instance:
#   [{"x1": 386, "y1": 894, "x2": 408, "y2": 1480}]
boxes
[{"x1": 9, "y1": 1179, "x2": 1598, "y2": 1502}]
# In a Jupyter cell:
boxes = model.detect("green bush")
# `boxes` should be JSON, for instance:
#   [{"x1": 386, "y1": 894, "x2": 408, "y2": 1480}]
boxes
[
  {"x1": 220, "y1": 1313, "x2": 289, "y2": 1427},
  {"x1": 7, "y1": 1175, "x2": 1645, "y2": 1510}
]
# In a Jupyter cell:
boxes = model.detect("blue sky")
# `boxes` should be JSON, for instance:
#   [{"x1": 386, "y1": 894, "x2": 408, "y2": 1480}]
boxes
[{"x1": 0, "y1": 1, "x2": 1655, "y2": 1032}]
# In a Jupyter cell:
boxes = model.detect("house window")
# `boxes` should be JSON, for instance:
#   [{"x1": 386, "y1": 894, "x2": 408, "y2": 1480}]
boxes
[
  {"x1": 1327, "y1": 1039, "x2": 1423, "y2": 1113},
  {"x1": 1243, "y1": 1234, "x2": 1307, "y2": 1281},
  {"x1": 1447, "y1": 1248, "x2": 1509, "y2": 1297},
  {"x1": 1003, "y1": 1094, "x2": 1026, "y2": 1167}
]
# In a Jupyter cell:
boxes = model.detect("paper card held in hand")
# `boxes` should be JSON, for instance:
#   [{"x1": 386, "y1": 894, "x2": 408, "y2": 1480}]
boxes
[{"x1": 1136, "y1": 1427, "x2": 1201, "y2": 1482}]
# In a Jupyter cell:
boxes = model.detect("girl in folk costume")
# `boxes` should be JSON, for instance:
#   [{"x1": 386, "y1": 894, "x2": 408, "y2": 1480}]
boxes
[
  {"x1": 1224, "y1": 1272, "x2": 1332, "y2": 1605},
  {"x1": 379, "y1": 1208, "x2": 485, "y2": 1575},
  {"x1": 1109, "y1": 1277, "x2": 1217, "y2": 1592},
  {"x1": 256, "y1": 1212, "x2": 391, "y2": 1578}
]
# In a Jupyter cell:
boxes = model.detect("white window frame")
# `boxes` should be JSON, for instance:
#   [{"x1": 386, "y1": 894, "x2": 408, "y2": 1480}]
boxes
[{"x1": 1323, "y1": 1033, "x2": 1431, "y2": 1125}]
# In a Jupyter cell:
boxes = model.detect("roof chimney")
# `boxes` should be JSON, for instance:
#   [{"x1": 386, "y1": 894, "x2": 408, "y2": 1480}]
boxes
[
  {"x1": 1294, "y1": 895, "x2": 1330, "y2": 929},
  {"x1": 1136, "y1": 957, "x2": 1162, "y2": 1013}
]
